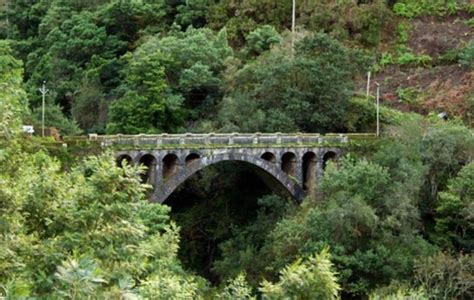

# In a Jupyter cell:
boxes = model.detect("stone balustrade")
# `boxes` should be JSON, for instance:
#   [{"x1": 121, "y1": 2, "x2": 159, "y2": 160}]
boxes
[{"x1": 87, "y1": 133, "x2": 375, "y2": 148}]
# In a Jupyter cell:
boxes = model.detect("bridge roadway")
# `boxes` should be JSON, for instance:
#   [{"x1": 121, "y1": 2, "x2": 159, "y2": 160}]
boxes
[{"x1": 87, "y1": 133, "x2": 374, "y2": 203}]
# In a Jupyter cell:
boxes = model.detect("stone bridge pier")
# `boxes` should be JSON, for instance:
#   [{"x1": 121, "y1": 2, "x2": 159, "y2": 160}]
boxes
[{"x1": 85, "y1": 133, "x2": 368, "y2": 203}]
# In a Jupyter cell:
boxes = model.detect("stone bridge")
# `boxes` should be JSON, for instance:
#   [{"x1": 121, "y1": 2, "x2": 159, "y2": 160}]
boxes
[{"x1": 90, "y1": 133, "x2": 374, "y2": 203}]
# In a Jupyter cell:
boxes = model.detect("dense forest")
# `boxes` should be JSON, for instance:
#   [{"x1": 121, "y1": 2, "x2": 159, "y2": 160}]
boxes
[{"x1": 1, "y1": 0, "x2": 473, "y2": 299}]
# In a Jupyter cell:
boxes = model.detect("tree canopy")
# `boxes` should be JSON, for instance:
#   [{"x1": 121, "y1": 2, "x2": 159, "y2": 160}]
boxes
[{"x1": 1, "y1": 0, "x2": 473, "y2": 298}]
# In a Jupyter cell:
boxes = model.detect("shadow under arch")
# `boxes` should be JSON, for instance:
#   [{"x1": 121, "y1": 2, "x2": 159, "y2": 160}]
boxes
[
  {"x1": 323, "y1": 151, "x2": 338, "y2": 170},
  {"x1": 116, "y1": 154, "x2": 132, "y2": 167},
  {"x1": 138, "y1": 154, "x2": 157, "y2": 185},
  {"x1": 151, "y1": 153, "x2": 304, "y2": 204}
]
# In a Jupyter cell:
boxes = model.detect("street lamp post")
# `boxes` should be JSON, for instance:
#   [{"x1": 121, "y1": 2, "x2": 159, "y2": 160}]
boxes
[
  {"x1": 375, "y1": 82, "x2": 380, "y2": 137},
  {"x1": 39, "y1": 81, "x2": 49, "y2": 137},
  {"x1": 366, "y1": 71, "x2": 371, "y2": 98}
]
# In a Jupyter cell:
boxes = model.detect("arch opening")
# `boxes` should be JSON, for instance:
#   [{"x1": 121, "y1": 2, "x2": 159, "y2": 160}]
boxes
[
  {"x1": 302, "y1": 152, "x2": 316, "y2": 191},
  {"x1": 163, "y1": 160, "x2": 284, "y2": 285},
  {"x1": 116, "y1": 154, "x2": 132, "y2": 167},
  {"x1": 163, "y1": 154, "x2": 179, "y2": 180},
  {"x1": 154, "y1": 153, "x2": 304, "y2": 204},
  {"x1": 281, "y1": 152, "x2": 297, "y2": 176},
  {"x1": 261, "y1": 152, "x2": 276, "y2": 163},
  {"x1": 323, "y1": 151, "x2": 337, "y2": 170},
  {"x1": 138, "y1": 154, "x2": 157, "y2": 184},
  {"x1": 185, "y1": 153, "x2": 201, "y2": 166}
]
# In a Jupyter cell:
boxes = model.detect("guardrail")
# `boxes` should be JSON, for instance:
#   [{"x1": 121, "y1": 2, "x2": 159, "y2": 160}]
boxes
[{"x1": 69, "y1": 133, "x2": 376, "y2": 148}]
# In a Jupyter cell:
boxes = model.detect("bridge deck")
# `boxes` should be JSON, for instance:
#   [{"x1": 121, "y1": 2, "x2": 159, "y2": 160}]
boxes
[{"x1": 82, "y1": 133, "x2": 376, "y2": 149}]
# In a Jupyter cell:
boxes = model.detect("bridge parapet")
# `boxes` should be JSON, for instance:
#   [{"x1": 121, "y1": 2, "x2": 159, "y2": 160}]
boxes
[{"x1": 88, "y1": 133, "x2": 374, "y2": 149}]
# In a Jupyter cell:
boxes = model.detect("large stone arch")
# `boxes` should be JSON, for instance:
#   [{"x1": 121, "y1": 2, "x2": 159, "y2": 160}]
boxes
[{"x1": 151, "y1": 152, "x2": 304, "y2": 204}]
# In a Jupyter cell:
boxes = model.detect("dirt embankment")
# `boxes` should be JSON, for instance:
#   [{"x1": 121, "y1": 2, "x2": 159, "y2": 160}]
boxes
[
  {"x1": 359, "y1": 13, "x2": 473, "y2": 125},
  {"x1": 409, "y1": 14, "x2": 472, "y2": 59}
]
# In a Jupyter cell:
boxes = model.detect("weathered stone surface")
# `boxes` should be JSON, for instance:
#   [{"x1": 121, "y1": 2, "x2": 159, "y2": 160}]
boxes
[
  {"x1": 114, "y1": 145, "x2": 343, "y2": 204},
  {"x1": 97, "y1": 132, "x2": 359, "y2": 148}
]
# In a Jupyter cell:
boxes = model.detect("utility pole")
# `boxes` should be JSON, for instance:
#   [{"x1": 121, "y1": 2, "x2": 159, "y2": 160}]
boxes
[
  {"x1": 375, "y1": 82, "x2": 380, "y2": 137},
  {"x1": 39, "y1": 81, "x2": 49, "y2": 137},
  {"x1": 291, "y1": 0, "x2": 296, "y2": 57}
]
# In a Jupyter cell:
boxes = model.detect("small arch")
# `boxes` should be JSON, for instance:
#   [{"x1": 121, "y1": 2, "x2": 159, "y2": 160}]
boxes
[
  {"x1": 261, "y1": 152, "x2": 276, "y2": 163},
  {"x1": 281, "y1": 152, "x2": 297, "y2": 176},
  {"x1": 116, "y1": 154, "x2": 132, "y2": 167},
  {"x1": 323, "y1": 151, "x2": 337, "y2": 170},
  {"x1": 138, "y1": 154, "x2": 157, "y2": 184},
  {"x1": 302, "y1": 152, "x2": 317, "y2": 191},
  {"x1": 163, "y1": 154, "x2": 179, "y2": 180},
  {"x1": 185, "y1": 153, "x2": 201, "y2": 166}
]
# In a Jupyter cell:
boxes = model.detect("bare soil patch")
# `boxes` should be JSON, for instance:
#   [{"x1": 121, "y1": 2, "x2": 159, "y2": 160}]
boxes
[
  {"x1": 409, "y1": 14, "x2": 472, "y2": 58},
  {"x1": 357, "y1": 14, "x2": 473, "y2": 125},
  {"x1": 359, "y1": 64, "x2": 473, "y2": 124}
]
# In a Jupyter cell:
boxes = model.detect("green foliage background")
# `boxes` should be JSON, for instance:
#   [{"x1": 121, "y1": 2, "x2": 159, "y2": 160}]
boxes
[{"x1": 1, "y1": 0, "x2": 474, "y2": 298}]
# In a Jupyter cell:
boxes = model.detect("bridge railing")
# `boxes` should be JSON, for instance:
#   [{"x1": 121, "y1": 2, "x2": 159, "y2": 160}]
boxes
[{"x1": 82, "y1": 133, "x2": 376, "y2": 148}]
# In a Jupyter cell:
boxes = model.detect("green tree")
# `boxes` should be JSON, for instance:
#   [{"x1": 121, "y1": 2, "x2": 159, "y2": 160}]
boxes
[
  {"x1": 259, "y1": 248, "x2": 340, "y2": 300},
  {"x1": 227, "y1": 32, "x2": 369, "y2": 133},
  {"x1": 3, "y1": 0, "x2": 50, "y2": 41},
  {"x1": 27, "y1": 10, "x2": 125, "y2": 110},
  {"x1": 207, "y1": 0, "x2": 292, "y2": 45},
  {"x1": 435, "y1": 162, "x2": 474, "y2": 251},
  {"x1": 370, "y1": 286, "x2": 428, "y2": 300},
  {"x1": 212, "y1": 195, "x2": 294, "y2": 286},
  {"x1": 217, "y1": 273, "x2": 255, "y2": 300},
  {"x1": 30, "y1": 103, "x2": 82, "y2": 136},
  {"x1": 374, "y1": 120, "x2": 473, "y2": 242},
  {"x1": 0, "y1": 40, "x2": 27, "y2": 138},
  {"x1": 8, "y1": 0, "x2": 170, "y2": 134},
  {"x1": 0, "y1": 41, "x2": 33, "y2": 298},
  {"x1": 175, "y1": 0, "x2": 211, "y2": 29},
  {"x1": 419, "y1": 122, "x2": 473, "y2": 216},
  {"x1": 459, "y1": 40, "x2": 474, "y2": 69},
  {"x1": 72, "y1": 76, "x2": 108, "y2": 133},
  {"x1": 244, "y1": 25, "x2": 281, "y2": 57},
  {"x1": 96, "y1": 0, "x2": 168, "y2": 44},
  {"x1": 213, "y1": 94, "x2": 267, "y2": 133},
  {"x1": 266, "y1": 156, "x2": 435, "y2": 296},
  {"x1": 107, "y1": 47, "x2": 184, "y2": 134},
  {"x1": 0, "y1": 94, "x2": 203, "y2": 299},
  {"x1": 414, "y1": 252, "x2": 474, "y2": 299},
  {"x1": 109, "y1": 26, "x2": 233, "y2": 133},
  {"x1": 155, "y1": 27, "x2": 232, "y2": 119}
]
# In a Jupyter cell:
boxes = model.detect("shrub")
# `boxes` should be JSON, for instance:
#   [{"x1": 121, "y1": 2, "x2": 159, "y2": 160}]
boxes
[
  {"x1": 352, "y1": 1, "x2": 394, "y2": 47},
  {"x1": 396, "y1": 23, "x2": 410, "y2": 45},
  {"x1": 434, "y1": 162, "x2": 474, "y2": 251},
  {"x1": 459, "y1": 41, "x2": 474, "y2": 69},
  {"x1": 397, "y1": 87, "x2": 420, "y2": 104},
  {"x1": 370, "y1": 286, "x2": 428, "y2": 300},
  {"x1": 393, "y1": 3, "x2": 419, "y2": 18},
  {"x1": 396, "y1": 52, "x2": 432, "y2": 67},
  {"x1": 380, "y1": 52, "x2": 395, "y2": 67},
  {"x1": 217, "y1": 273, "x2": 255, "y2": 300},
  {"x1": 393, "y1": 0, "x2": 461, "y2": 18},
  {"x1": 464, "y1": 18, "x2": 474, "y2": 29},
  {"x1": 438, "y1": 48, "x2": 460, "y2": 64},
  {"x1": 259, "y1": 248, "x2": 340, "y2": 300},
  {"x1": 244, "y1": 25, "x2": 281, "y2": 56},
  {"x1": 415, "y1": 252, "x2": 474, "y2": 299}
]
